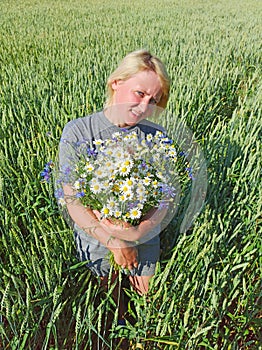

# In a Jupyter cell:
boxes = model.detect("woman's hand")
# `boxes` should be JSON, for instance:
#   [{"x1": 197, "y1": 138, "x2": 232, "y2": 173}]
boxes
[
  {"x1": 109, "y1": 242, "x2": 138, "y2": 271},
  {"x1": 91, "y1": 210, "x2": 139, "y2": 270},
  {"x1": 93, "y1": 206, "x2": 167, "y2": 242}
]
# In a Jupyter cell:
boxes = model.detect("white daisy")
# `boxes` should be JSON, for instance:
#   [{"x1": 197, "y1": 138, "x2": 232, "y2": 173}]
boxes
[
  {"x1": 156, "y1": 171, "x2": 166, "y2": 181},
  {"x1": 104, "y1": 149, "x2": 114, "y2": 156},
  {"x1": 104, "y1": 160, "x2": 114, "y2": 168},
  {"x1": 90, "y1": 179, "x2": 102, "y2": 194},
  {"x1": 123, "y1": 177, "x2": 136, "y2": 189},
  {"x1": 114, "y1": 210, "x2": 122, "y2": 218},
  {"x1": 73, "y1": 180, "x2": 81, "y2": 190},
  {"x1": 168, "y1": 148, "x2": 177, "y2": 158},
  {"x1": 137, "y1": 202, "x2": 144, "y2": 210},
  {"x1": 143, "y1": 176, "x2": 152, "y2": 186},
  {"x1": 146, "y1": 134, "x2": 153, "y2": 142},
  {"x1": 137, "y1": 183, "x2": 146, "y2": 193},
  {"x1": 84, "y1": 163, "x2": 94, "y2": 173},
  {"x1": 122, "y1": 191, "x2": 133, "y2": 201},
  {"x1": 137, "y1": 193, "x2": 146, "y2": 203},
  {"x1": 101, "y1": 206, "x2": 111, "y2": 217},
  {"x1": 129, "y1": 208, "x2": 142, "y2": 220},
  {"x1": 94, "y1": 168, "x2": 105, "y2": 178},
  {"x1": 107, "y1": 198, "x2": 117, "y2": 210},
  {"x1": 120, "y1": 184, "x2": 131, "y2": 193},
  {"x1": 119, "y1": 194, "x2": 127, "y2": 202},
  {"x1": 113, "y1": 148, "x2": 125, "y2": 159},
  {"x1": 101, "y1": 180, "x2": 110, "y2": 189},
  {"x1": 93, "y1": 139, "x2": 103, "y2": 146},
  {"x1": 152, "y1": 179, "x2": 159, "y2": 188},
  {"x1": 155, "y1": 131, "x2": 164, "y2": 139},
  {"x1": 58, "y1": 198, "x2": 66, "y2": 206},
  {"x1": 118, "y1": 165, "x2": 131, "y2": 176},
  {"x1": 123, "y1": 158, "x2": 133, "y2": 168},
  {"x1": 112, "y1": 132, "x2": 122, "y2": 139}
]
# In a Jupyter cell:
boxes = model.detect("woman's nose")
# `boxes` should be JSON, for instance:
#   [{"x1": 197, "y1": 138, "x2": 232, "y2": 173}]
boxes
[
  {"x1": 139, "y1": 98, "x2": 154, "y2": 115},
  {"x1": 139, "y1": 97, "x2": 150, "y2": 113}
]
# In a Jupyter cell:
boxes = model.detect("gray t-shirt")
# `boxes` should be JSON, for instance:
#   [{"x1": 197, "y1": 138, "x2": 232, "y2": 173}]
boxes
[
  {"x1": 58, "y1": 110, "x2": 164, "y2": 244},
  {"x1": 59, "y1": 110, "x2": 165, "y2": 170}
]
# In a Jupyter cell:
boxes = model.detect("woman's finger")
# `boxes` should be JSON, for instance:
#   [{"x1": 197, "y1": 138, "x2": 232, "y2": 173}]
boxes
[{"x1": 92, "y1": 210, "x2": 101, "y2": 219}]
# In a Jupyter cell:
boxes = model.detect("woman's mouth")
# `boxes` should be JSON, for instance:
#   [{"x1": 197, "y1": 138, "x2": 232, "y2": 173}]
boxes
[{"x1": 129, "y1": 109, "x2": 143, "y2": 119}]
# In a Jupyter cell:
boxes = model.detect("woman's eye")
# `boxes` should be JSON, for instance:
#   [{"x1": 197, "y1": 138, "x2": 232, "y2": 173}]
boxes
[
  {"x1": 149, "y1": 98, "x2": 157, "y2": 105},
  {"x1": 136, "y1": 91, "x2": 144, "y2": 97}
]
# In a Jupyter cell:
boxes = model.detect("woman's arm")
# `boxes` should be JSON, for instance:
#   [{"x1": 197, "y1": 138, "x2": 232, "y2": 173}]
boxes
[
  {"x1": 63, "y1": 184, "x2": 128, "y2": 244},
  {"x1": 63, "y1": 184, "x2": 138, "y2": 269},
  {"x1": 93, "y1": 206, "x2": 168, "y2": 242}
]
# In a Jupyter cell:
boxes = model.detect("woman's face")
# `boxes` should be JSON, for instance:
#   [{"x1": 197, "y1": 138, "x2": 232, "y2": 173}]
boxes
[{"x1": 107, "y1": 70, "x2": 163, "y2": 128}]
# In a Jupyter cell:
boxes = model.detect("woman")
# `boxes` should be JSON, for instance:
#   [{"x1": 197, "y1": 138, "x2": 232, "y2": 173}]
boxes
[{"x1": 59, "y1": 49, "x2": 170, "y2": 315}]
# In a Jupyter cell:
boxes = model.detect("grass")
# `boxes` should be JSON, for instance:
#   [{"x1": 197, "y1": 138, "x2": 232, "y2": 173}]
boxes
[{"x1": 0, "y1": 0, "x2": 261, "y2": 349}]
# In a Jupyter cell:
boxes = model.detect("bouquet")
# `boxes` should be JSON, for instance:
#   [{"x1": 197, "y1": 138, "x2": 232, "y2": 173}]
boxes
[
  {"x1": 41, "y1": 131, "x2": 192, "y2": 230},
  {"x1": 42, "y1": 130, "x2": 192, "y2": 227},
  {"x1": 41, "y1": 130, "x2": 194, "y2": 270}
]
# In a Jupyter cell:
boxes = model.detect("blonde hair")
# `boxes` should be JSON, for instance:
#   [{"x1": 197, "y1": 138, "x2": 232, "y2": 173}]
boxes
[{"x1": 105, "y1": 49, "x2": 170, "y2": 109}]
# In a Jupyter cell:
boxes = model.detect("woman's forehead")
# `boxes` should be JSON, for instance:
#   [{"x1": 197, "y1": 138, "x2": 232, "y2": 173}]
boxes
[{"x1": 126, "y1": 70, "x2": 162, "y2": 95}]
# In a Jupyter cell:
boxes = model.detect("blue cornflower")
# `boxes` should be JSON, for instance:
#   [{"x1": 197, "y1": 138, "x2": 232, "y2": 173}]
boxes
[
  {"x1": 127, "y1": 201, "x2": 139, "y2": 210},
  {"x1": 186, "y1": 167, "x2": 195, "y2": 180},
  {"x1": 45, "y1": 160, "x2": 54, "y2": 169},
  {"x1": 76, "y1": 191, "x2": 85, "y2": 198},
  {"x1": 87, "y1": 148, "x2": 97, "y2": 157},
  {"x1": 159, "y1": 184, "x2": 176, "y2": 197},
  {"x1": 40, "y1": 170, "x2": 50, "y2": 182},
  {"x1": 138, "y1": 160, "x2": 148, "y2": 171},
  {"x1": 146, "y1": 140, "x2": 153, "y2": 147},
  {"x1": 40, "y1": 161, "x2": 54, "y2": 182},
  {"x1": 179, "y1": 151, "x2": 189, "y2": 157},
  {"x1": 159, "y1": 200, "x2": 170, "y2": 209},
  {"x1": 162, "y1": 139, "x2": 173, "y2": 144},
  {"x1": 62, "y1": 165, "x2": 71, "y2": 175},
  {"x1": 76, "y1": 140, "x2": 88, "y2": 147},
  {"x1": 54, "y1": 188, "x2": 64, "y2": 199},
  {"x1": 120, "y1": 128, "x2": 129, "y2": 132}
]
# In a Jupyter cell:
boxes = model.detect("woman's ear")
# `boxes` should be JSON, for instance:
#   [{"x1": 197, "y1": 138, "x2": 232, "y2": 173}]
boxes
[
  {"x1": 111, "y1": 80, "x2": 118, "y2": 91},
  {"x1": 111, "y1": 80, "x2": 123, "y2": 91}
]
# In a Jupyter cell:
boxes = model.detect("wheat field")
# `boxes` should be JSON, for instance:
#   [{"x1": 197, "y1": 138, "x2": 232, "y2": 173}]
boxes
[{"x1": 0, "y1": 0, "x2": 261, "y2": 349}]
